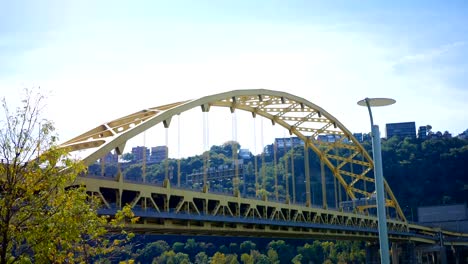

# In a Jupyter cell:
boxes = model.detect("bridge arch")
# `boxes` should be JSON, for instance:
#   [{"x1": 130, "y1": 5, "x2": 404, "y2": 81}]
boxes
[{"x1": 61, "y1": 89, "x2": 405, "y2": 221}]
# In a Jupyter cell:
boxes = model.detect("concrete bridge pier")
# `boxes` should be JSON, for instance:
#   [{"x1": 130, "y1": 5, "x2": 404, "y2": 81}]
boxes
[
  {"x1": 367, "y1": 241, "x2": 467, "y2": 264},
  {"x1": 415, "y1": 244, "x2": 447, "y2": 264},
  {"x1": 366, "y1": 242, "x2": 418, "y2": 264},
  {"x1": 397, "y1": 242, "x2": 417, "y2": 264},
  {"x1": 391, "y1": 242, "x2": 400, "y2": 264},
  {"x1": 365, "y1": 243, "x2": 380, "y2": 264}
]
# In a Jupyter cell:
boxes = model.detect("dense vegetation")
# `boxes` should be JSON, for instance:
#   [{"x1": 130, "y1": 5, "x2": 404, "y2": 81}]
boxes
[
  {"x1": 375, "y1": 136, "x2": 468, "y2": 218},
  {"x1": 110, "y1": 237, "x2": 366, "y2": 264}
]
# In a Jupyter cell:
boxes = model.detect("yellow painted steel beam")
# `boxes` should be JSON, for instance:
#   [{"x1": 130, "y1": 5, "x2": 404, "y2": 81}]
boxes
[
  {"x1": 89, "y1": 174, "x2": 463, "y2": 244},
  {"x1": 60, "y1": 89, "x2": 406, "y2": 221}
]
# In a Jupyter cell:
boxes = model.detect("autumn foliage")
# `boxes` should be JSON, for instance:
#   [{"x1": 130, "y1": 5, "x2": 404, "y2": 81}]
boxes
[{"x1": 0, "y1": 90, "x2": 135, "y2": 263}]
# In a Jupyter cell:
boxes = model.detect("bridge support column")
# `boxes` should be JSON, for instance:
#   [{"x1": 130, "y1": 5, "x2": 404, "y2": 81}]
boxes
[
  {"x1": 415, "y1": 243, "x2": 448, "y2": 264},
  {"x1": 440, "y1": 246, "x2": 447, "y2": 264},
  {"x1": 368, "y1": 242, "x2": 420, "y2": 264},
  {"x1": 399, "y1": 242, "x2": 417, "y2": 264},
  {"x1": 366, "y1": 243, "x2": 380, "y2": 264},
  {"x1": 391, "y1": 243, "x2": 399, "y2": 264},
  {"x1": 438, "y1": 231, "x2": 448, "y2": 264}
]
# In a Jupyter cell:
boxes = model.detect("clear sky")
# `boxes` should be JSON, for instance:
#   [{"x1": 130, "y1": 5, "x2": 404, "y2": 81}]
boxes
[{"x1": 1, "y1": 0, "x2": 467, "y2": 156}]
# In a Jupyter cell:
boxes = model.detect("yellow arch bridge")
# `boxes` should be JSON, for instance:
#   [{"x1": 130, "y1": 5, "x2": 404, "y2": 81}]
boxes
[{"x1": 60, "y1": 89, "x2": 468, "y2": 249}]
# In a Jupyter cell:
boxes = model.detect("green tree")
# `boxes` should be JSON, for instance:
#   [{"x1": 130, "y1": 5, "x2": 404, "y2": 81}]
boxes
[
  {"x1": 136, "y1": 240, "x2": 170, "y2": 263},
  {"x1": 211, "y1": 141, "x2": 241, "y2": 158},
  {"x1": 239, "y1": 241, "x2": 256, "y2": 254},
  {"x1": 0, "y1": 90, "x2": 136, "y2": 263},
  {"x1": 172, "y1": 242, "x2": 185, "y2": 253},
  {"x1": 267, "y1": 240, "x2": 293, "y2": 264},
  {"x1": 266, "y1": 248, "x2": 279, "y2": 264},
  {"x1": 104, "y1": 164, "x2": 118, "y2": 177},
  {"x1": 122, "y1": 153, "x2": 135, "y2": 161},
  {"x1": 321, "y1": 241, "x2": 335, "y2": 260},
  {"x1": 229, "y1": 242, "x2": 239, "y2": 254},
  {"x1": 184, "y1": 238, "x2": 198, "y2": 257},
  {"x1": 297, "y1": 241, "x2": 324, "y2": 264},
  {"x1": 153, "y1": 250, "x2": 176, "y2": 264},
  {"x1": 225, "y1": 253, "x2": 239, "y2": 264},
  {"x1": 219, "y1": 245, "x2": 229, "y2": 254},
  {"x1": 174, "y1": 252, "x2": 191, "y2": 264},
  {"x1": 124, "y1": 164, "x2": 143, "y2": 180},
  {"x1": 194, "y1": 252, "x2": 209, "y2": 264},
  {"x1": 291, "y1": 254, "x2": 302, "y2": 264},
  {"x1": 336, "y1": 251, "x2": 349, "y2": 264},
  {"x1": 211, "y1": 252, "x2": 226, "y2": 264},
  {"x1": 250, "y1": 250, "x2": 270, "y2": 264},
  {"x1": 240, "y1": 253, "x2": 253, "y2": 264}
]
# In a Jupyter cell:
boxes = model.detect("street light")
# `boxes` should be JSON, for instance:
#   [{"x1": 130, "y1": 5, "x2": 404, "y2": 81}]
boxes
[{"x1": 357, "y1": 97, "x2": 395, "y2": 264}]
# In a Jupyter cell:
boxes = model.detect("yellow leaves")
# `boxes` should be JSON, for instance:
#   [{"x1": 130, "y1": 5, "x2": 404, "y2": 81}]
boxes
[
  {"x1": 130, "y1": 216, "x2": 140, "y2": 224},
  {"x1": 109, "y1": 204, "x2": 139, "y2": 228},
  {"x1": 119, "y1": 260, "x2": 135, "y2": 264},
  {"x1": 1, "y1": 151, "x2": 137, "y2": 263}
]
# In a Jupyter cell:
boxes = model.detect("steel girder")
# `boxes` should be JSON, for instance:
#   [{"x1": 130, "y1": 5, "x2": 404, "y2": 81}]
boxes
[{"x1": 60, "y1": 89, "x2": 406, "y2": 221}]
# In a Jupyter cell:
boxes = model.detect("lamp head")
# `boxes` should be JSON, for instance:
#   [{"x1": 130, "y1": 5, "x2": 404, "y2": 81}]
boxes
[{"x1": 357, "y1": 98, "x2": 396, "y2": 107}]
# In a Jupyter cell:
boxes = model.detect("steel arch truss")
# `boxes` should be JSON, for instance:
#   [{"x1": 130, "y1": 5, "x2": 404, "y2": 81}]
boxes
[{"x1": 60, "y1": 89, "x2": 406, "y2": 221}]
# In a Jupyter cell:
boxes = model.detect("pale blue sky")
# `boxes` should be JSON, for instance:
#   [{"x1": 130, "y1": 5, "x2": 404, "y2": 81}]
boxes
[{"x1": 1, "y1": 0, "x2": 467, "y2": 155}]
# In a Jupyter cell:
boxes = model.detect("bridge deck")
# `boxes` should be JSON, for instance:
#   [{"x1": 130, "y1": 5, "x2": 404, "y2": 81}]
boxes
[{"x1": 78, "y1": 175, "x2": 468, "y2": 245}]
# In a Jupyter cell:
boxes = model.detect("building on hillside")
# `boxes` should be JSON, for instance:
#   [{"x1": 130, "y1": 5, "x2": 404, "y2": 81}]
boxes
[
  {"x1": 264, "y1": 144, "x2": 274, "y2": 156},
  {"x1": 353, "y1": 133, "x2": 363, "y2": 142},
  {"x1": 150, "y1": 146, "x2": 168, "y2": 163},
  {"x1": 101, "y1": 151, "x2": 118, "y2": 164},
  {"x1": 131, "y1": 146, "x2": 150, "y2": 162},
  {"x1": 274, "y1": 137, "x2": 304, "y2": 149},
  {"x1": 418, "y1": 126, "x2": 427, "y2": 140},
  {"x1": 362, "y1": 133, "x2": 372, "y2": 141},
  {"x1": 238, "y1": 149, "x2": 251, "y2": 160},
  {"x1": 264, "y1": 137, "x2": 305, "y2": 156},
  {"x1": 386, "y1": 122, "x2": 416, "y2": 139},
  {"x1": 418, "y1": 204, "x2": 468, "y2": 233},
  {"x1": 317, "y1": 134, "x2": 341, "y2": 143}
]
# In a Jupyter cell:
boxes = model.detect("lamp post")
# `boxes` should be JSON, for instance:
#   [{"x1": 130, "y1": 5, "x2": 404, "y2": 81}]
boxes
[{"x1": 357, "y1": 97, "x2": 395, "y2": 264}]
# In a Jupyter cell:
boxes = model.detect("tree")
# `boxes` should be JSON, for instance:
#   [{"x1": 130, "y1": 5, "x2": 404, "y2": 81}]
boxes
[
  {"x1": 225, "y1": 253, "x2": 239, "y2": 264},
  {"x1": 174, "y1": 252, "x2": 190, "y2": 264},
  {"x1": 211, "y1": 252, "x2": 226, "y2": 264},
  {"x1": 124, "y1": 164, "x2": 143, "y2": 181},
  {"x1": 291, "y1": 254, "x2": 302, "y2": 264},
  {"x1": 266, "y1": 248, "x2": 279, "y2": 264},
  {"x1": 137, "y1": 240, "x2": 170, "y2": 263},
  {"x1": 0, "y1": 90, "x2": 136, "y2": 263},
  {"x1": 153, "y1": 250, "x2": 175, "y2": 264},
  {"x1": 184, "y1": 238, "x2": 198, "y2": 258},
  {"x1": 239, "y1": 241, "x2": 256, "y2": 254},
  {"x1": 172, "y1": 242, "x2": 185, "y2": 253},
  {"x1": 267, "y1": 240, "x2": 293, "y2": 264},
  {"x1": 229, "y1": 242, "x2": 239, "y2": 254},
  {"x1": 297, "y1": 241, "x2": 324, "y2": 263},
  {"x1": 194, "y1": 252, "x2": 209, "y2": 264},
  {"x1": 122, "y1": 153, "x2": 135, "y2": 162},
  {"x1": 240, "y1": 253, "x2": 253, "y2": 264},
  {"x1": 219, "y1": 245, "x2": 229, "y2": 254}
]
